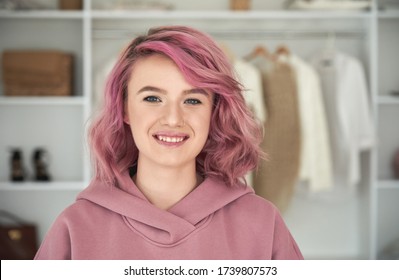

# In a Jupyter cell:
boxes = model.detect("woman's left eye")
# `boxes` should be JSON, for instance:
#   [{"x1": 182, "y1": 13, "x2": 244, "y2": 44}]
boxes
[
  {"x1": 143, "y1": 96, "x2": 161, "y2": 103},
  {"x1": 184, "y1": 98, "x2": 202, "y2": 105}
]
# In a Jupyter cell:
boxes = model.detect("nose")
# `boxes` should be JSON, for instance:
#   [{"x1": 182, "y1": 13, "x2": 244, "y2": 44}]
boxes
[{"x1": 160, "y1": 102, "x2": 185, "y2": 127}]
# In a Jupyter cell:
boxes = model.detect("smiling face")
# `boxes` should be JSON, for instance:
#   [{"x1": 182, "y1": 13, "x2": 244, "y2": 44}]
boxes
[{"x1": 124, "y1": 54, "x2": 213, "y2": 172}]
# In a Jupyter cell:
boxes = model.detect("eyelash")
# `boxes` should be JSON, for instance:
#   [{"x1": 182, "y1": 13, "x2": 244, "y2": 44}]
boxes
[
  {"x1": 143, "y1": 96, "x2": 202, "y2": 105},
  {"x1": 143, "y1": 96, "x2": 161, "y2": 103},
  {"x1": 184, "y1": 98, "x2": 202, "y2": 105}
]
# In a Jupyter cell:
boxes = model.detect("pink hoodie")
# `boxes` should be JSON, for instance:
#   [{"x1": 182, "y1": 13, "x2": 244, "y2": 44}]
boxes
[{"x1": 35, "y1": 172, "x2": 303, "y2": 260}]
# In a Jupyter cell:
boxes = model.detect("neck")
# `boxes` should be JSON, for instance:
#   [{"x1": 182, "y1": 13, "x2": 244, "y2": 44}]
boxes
[{"x1": 133, "y1": 158, "x2": 202, "y2": 210}]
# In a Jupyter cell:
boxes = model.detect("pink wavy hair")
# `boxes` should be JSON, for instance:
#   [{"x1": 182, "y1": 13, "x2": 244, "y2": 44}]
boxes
[{"x1": 89, "y1": 25, "x2": 265, "y2": 187}]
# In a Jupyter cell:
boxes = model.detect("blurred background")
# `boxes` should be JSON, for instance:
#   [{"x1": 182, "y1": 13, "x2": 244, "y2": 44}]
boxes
[{"x1": 0, "y1": 0, "x2": 398, "y2": 260}]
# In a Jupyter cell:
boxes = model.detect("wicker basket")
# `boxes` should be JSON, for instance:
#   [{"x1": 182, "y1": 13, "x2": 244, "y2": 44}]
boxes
[
  {"x1": 230, "y1": 0, "x2": 251, "y2": 10},
  {"x1": 2, "y1": 51, "x2": 73, "y2": 96},
  {"x1": 59, "y1": 0, "x2": 82, "y2": 10}
]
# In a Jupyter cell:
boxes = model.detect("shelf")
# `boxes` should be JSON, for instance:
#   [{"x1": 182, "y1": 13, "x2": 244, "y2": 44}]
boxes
[
  {"x1": 0, "y1": 9, "x2": 372, "y2": 20},
  {"x1": 0, "y1": 96, "x2": 86, "y2": 106},
  {"x1": 0, "y1": 9, "x2": 84, "y2": 19},
  {"x1": 90, "y1": 10, "x2": 372, "y2": 20},
  {"x1": 378, "y1": 10, "x2": 399, "y2": 18},
  {"x1": 0, "y1": 181, "x2": 87, "y2": 191},
  {"x1": 378, "y1": 180, "x2": 399, "y2": 190},
  {"x1": 378, "y1": 95, "x2": 399, "y2": 105}
]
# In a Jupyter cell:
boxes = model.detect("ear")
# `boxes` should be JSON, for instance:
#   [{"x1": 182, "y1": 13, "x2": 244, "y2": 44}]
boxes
[
  {"x1": 123, "y1": 101, "x2": 130, "y2": 125},
  {"x1": 123, "y1": 114, "x2": 130, "y2": 125}
]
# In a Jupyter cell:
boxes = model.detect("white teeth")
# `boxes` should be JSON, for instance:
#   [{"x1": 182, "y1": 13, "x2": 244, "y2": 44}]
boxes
[{"x1": 157, "y1": 136, "x2": 185, "y2": 143}]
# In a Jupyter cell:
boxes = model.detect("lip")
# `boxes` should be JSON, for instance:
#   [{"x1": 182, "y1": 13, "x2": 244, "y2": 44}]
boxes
[{"x1": 152, "y1": 132, "x2": 190, "y2": 147}]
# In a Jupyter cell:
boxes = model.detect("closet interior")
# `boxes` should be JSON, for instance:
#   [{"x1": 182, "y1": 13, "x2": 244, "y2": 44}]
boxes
[{"x1": 0, "y1": 0, "x2": 398, "y2": 259}]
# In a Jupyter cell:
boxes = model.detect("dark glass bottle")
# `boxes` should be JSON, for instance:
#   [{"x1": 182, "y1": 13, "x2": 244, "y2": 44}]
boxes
[
  {"x1": 10, "y1": 149, "x2": 25, "y2": 182},
  {"x1": 33, "y1": 148, "x2": 51, "y2": 181},
  {"x1": 394, "y1": 148, "x2": 399, "y2": 179}
]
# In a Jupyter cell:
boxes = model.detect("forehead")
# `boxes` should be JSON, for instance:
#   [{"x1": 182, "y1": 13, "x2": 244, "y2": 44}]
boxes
[
  {"x1": 128, "y1": 54, "x2": 192, "y2": 89},
  {"x1": 131, "y1": 54, "x2": 176, "y2": 73},
  {"x1": 129, "y1": 54, "x2": 178, "y2": 80},
  {"x1": 127, "y1": 53, "x2": 214, "y2": 97}
]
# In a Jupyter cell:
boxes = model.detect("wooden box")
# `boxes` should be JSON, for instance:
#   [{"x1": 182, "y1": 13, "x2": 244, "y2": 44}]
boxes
[{"x1": 2, "y1": 50, "x2": 73, "y2": 96}]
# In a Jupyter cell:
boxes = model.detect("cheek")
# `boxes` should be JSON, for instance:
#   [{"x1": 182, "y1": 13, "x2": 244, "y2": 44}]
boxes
[
  {"x1": 125, "y1": 101, "x2": 148, "y2": 125},
  {"x1": 125, "y1": 104, "x2": 140, "y2": 137},
  {"x1": 128, "y1": 106, "x2": 158, "y2": 140},
  {"x1": 196, "y1": 114, "x2": 212, "y2": 142},
  {"x1": 129, "y1": 119, "x2": 148, "y2": 152}
]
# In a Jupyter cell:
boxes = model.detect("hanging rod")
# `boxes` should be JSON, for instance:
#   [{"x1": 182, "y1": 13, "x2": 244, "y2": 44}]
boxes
[{"x1": 92, "y1": 28, "x2": 366, "y2": 40}]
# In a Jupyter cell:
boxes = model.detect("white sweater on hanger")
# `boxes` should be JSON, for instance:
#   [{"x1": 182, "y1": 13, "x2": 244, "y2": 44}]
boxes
[
  {"x1": 311, "y1": 51, "x2": 374, "y2": 188},
  {"x1": 233, "y1": 58, "x2": 266, "y2": 123},
  {"x1": 285, "y1": 54, "x2": 333, "y2": 192}
]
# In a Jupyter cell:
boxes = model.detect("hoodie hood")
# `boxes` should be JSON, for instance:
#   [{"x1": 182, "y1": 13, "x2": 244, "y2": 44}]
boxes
[{"x1": 77, "y1": 171, "x2": 254, "y2": 246}]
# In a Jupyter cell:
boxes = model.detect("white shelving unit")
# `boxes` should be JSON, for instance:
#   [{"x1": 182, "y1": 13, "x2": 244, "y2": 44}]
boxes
[
  {"x1": 374, "y1": 1, "x2": 399, "y2": 259},
  {"x1": 0, "y1": 2, "x2": 91, "y2": 243},
  {"x1": 0, "y1": 0, "x2": 398, "y2": 259},
  {"x1": 0, "y1": 181, "x2": 86, "y2": 191}
]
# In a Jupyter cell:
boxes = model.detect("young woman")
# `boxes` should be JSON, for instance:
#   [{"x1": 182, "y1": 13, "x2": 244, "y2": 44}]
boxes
[{"x1": 35, "y1": 26, "x2": 303, "y2": 260}]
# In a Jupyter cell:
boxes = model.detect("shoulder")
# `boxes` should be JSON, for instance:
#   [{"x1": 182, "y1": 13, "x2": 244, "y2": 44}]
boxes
[
  {"x1": 36, "y1": 200, "x2": 110, "y2": 252},
  {"x1": 226, "y1": 187, "x2": 281, "y2": 222},
  {"x1": 233, "y1": 190, "x2": 304, "y2": 259},
  {"x1": 238, "y1": 191, "x2": 277, "y2": 211},
  {"x1": 53, "y1": 198, "x2": 111, "y2": 228}
]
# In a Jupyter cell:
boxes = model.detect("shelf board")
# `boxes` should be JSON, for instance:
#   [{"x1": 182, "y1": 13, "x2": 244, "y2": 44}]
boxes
[
  {"x1": 0, "y1": 96, "x2": 86, "y2": 106},
  {"x1": 0, "y1": 9, "x2": 84, "y2": 19},
  {"x1": 0, "y1": 8, "x2": 374, "y2": 20},
  {"x1": 378, "y1": 10, "x2": 399, "y2": 19},
  {"x1": 378, "y1": 95, "x2": 399, "y2": 105},
  {"x1": 0, "y1": 181, "x2": 86, "y2": 191},
  {"x1": 378, "y1": 180, "x2": 399, "y2": 190},
  {"x1": 91, "y1": 10, "x2": 372, "y2": 20}
]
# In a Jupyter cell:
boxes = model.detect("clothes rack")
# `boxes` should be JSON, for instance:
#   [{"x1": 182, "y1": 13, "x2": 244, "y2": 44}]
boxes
[{"x1": 92, "y1": 29, "x2": 366, "y2": 40}]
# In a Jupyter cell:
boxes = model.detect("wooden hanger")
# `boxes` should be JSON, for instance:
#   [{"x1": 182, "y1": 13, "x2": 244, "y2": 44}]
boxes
[
  {"x1": 244, "y1": 45, "x2": 271, "y2": 61},
  {"x1": 275, "y1": 44, "x2": 291, "y2": 56}
]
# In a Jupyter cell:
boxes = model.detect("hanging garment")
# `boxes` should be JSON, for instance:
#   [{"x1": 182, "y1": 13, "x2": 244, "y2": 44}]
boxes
[
  {"x1": 250, "y1": 55, "x2": 301, "y2": 212},
  {"x1": 218, "y1": 42, "x2": 267, "y2": 123},
  {"x1": 286, "y1": 0, "x2": 371, "y2": 10},
  {"x1": 233, "y1": 58, "x2": 267, "y2": 123},
  {"x1": 34, "y1": 171, "x2": 303, "y2": 260},
  {"x1": 311, "y1": 51, "x2": 374, "y2": 188},
  {"x1": 283, "y1": 53, "x2": 333, "y2": 192}
]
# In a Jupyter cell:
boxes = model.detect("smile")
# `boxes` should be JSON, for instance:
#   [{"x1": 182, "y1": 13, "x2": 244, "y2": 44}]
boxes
[
  {"x1": 156, "y1": 135, "x2": 186, "y2": 143},
  {"x1": 153, "y1": 133, "x2": 190, "y2": 146}
]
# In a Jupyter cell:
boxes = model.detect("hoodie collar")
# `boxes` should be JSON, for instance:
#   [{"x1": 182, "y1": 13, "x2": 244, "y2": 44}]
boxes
[{"x1": 77, "y1": 171, "x2": 253, "y2": 246}]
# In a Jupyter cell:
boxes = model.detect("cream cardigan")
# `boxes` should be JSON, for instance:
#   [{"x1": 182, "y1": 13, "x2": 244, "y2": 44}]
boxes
[
  {"x1": 285, "y1": 54, "x2": 333, "y2": 192},
  {"x1": 311, "y1": 51, "x2": 374, "y2": 188}
]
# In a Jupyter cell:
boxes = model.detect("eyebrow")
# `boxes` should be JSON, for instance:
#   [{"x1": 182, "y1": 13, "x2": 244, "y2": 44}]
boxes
[
  {"x1": 137, "y1": 86, "x2": 165, "y2": 94},
  {"x1": 137, "y1": 86, "x2": 209, "y2": 96}
]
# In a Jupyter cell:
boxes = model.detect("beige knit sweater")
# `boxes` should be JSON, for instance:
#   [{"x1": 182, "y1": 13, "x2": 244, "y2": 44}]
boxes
[{"x1": 251, "y1": 57, "x2": 301, "y2": 212}]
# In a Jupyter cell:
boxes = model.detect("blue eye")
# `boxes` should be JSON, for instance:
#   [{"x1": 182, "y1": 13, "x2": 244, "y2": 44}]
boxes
[
  {"x1": 143, "y1": 96, "x2": 161, "y2": 103},
  {"x1": 185, "y1": 98, "x2": 202, "y2": 105}
]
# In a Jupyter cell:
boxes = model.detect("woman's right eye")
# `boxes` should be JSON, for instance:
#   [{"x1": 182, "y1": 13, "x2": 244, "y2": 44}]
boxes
[{"x1": 143, "y1": 96, "x2": 161, "y2": 103}]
